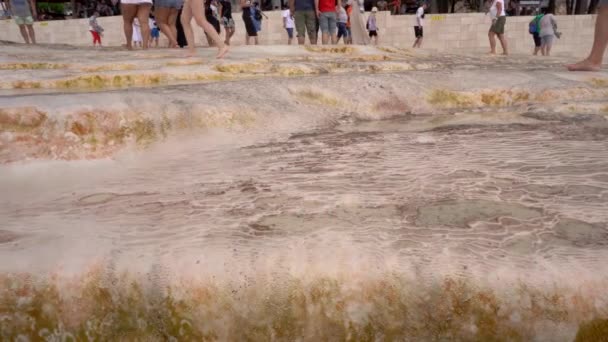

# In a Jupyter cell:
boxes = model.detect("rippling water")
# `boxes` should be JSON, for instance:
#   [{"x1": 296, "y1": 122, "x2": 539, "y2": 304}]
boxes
[
  {"x1": 2, "y1": 111, "x2": 608, "y2": 339},
  {"x1": 1, "y1": 45, "x2": 608, "y2": 339}
]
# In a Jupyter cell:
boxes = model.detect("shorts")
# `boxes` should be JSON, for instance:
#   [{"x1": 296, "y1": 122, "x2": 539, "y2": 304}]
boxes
[
  {"x1": 532, "y1": 32, "x2": 541, "y2": 47},
  {"x1": 222, "y1": 17, "x2": 235, "y2": 28},
  {"x1": 151, "y1": 27, "x2": 160, "y2": 38},
  {"x1": 14, "y1": 15, "x2": 34, "y2": 25},
  {"x1": 541, "y1": 34, "x2": 554, "y2": 46},
  {"x1": 286, "y1": 27, "x2": 294, "y2": 38},
  {"x1": 294, "y1": 10, "x2": 316, "y2": 39},
  {"x1": 318, "y1": 11, "x2": 336, "y2": 35},
  {"x1": 154, "y1": 0, "x2": 183, "y2": 8},
  {"x1": 414, "y1": 26, "x2": 423, "y2": 38},
  {"x1": 242, "y1": 11, "x2": 257, "y2": 36},
  {"x1": 490, "y1": 16, "x2": 506, "y2": 35},
  {"x1": 368, "y1": 30, "x2": 377, "y2": 37},
  {"x1": 337, "y1": 22, "x2": 348, "y2": 39}
]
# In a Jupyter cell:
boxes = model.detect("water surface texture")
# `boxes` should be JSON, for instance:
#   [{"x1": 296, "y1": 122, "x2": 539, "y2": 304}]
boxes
[{"x1": 1, "y1": 43, "x2": 608, "y2": 340}]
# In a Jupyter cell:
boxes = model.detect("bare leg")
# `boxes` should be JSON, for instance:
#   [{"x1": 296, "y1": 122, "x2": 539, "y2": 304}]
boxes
[
  {"x1": 322, "y1": 32, "x2": 329, "y2": 45},
  {"x1": 121, "y1": 3, "x2": 137, "y2": 49},
  {"x1": 488, "y1": 31, "x2": 496, "y2": 54},
  {"x1": 26, "y1": 25, "x2": 36, "y2": 44},
  {"x1": 331, "y1": 33, "x2": 337, "y2": 44},
  {"x1": 533, "y1": 46, "x2": 540, "y2": 55},
  {"x1": 498, "y1": 33, "x2": 508, "y2": 55},
  {"x1": 18, "y1": 24, "x2": 30, "y2": 44},
  {"x1": 545, "y1": 41, "x2": 552, "y2": 56},
  {"x1": 254, "y1": 36, "x2": 259, "y2": 45},
  {"x1": 567, "y1": 5, "x2": 608, "y2": 71},
  {"x1": 181, "y1": 1, "x2": 197, "y2": 56},
  {"x1": 187, "y1": 0, "x2": 228, "y2": 58},
  {"x1": 156, "y1": 7, "x2": 178, "y2": 48},
  {"x1": 225, "y1": 27, "x2": 235, "y2": 45},
  {"x1": 168, "y1": 9, "x2": 179, "y2": 47},
  {"x1": 298, "y1": 35, "x2": 305, "y2": 45},
  {"x1": 136, "y1": 4, "x2": 152, "y2": 49}
]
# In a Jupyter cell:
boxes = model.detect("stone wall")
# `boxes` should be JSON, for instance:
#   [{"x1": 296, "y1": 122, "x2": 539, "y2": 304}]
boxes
[{"x1": 0, "y1": 12, "x2": 599, "y2": 58}]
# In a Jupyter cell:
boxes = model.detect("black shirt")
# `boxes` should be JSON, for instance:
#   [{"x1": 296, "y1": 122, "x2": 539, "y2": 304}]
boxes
[{"x1": 220, "y1": 0, "x2": 232, "y2": 19}]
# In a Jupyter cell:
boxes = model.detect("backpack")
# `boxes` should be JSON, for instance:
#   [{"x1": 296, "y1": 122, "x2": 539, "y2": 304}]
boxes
[{"x1": 529, "y1": 14, "x2": 542, "y2": 34}]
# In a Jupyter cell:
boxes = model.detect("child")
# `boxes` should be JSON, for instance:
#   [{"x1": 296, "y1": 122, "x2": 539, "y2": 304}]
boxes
[
  {"x1": 367, "y1": 7, "x2": 378, "y2": 45},
  {"x1": 88, "y1": 11, "x2": 104, "y2": 47},
  {"x1": 281, "y1": 5, "x2": 294, "y2": 45},
  {"x1": 149, "y1": 16, "x2": 160, "y2": 48},
  {"x1": 336, "y1": 5, "x2": 348, "y2": 44},
  {"x1": 132, "y1": 18, "x2": 143, "y2": 48},
  {"x1": 345, "y1": 0, "x2": 353, "y2": 44},
  {"x1": 539, "y1": 7, "x2": 559, "y2": 56}
]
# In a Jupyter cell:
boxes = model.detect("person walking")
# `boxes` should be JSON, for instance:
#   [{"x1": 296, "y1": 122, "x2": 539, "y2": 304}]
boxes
[
  {"x1": 132, "y1": 17, "x2": 143, "y2": 47},
  {"x1": 219, "y1": 0, "x2": 235, "y2": 45},
  {"x1": 181, "y1": 0, "x2": 229, "y2": 58},
  {"x1": 241, "y1": 0, "x2": 258, "y2": 45},
  {"x1": 289, "y1": 0, "x2": 317, "y2": 45},
  {"x1": 154, "y1": 0, "x2": 183, "y2": 48},
  {"x1": 413, "y1": 2, "x2": 427, "y2": 48},
  {"x1": 88, "y1": 11, "x2": 104, "y2": 47},
  {"x1": 316, "y1": 0, "x2": 340, "y2": 44},
  {"x1": 539, "y1": 7, "x2": 558, "y2": 56},
  {"x1": 366, "y1": 6, "x2": 378, "y2": 45},
  {"x1": 282, "y1": 4, "x2": 295, "y2": 44},
  {"x1": 149, "y1": 15, "x2": 160, "y2": 47},
  {"x1": 488, "y1": 0, "x2": 508, "y2": 55},
  {"x1": 345, "y1": 0, "x2": 353, "y2": 44},
  {"x1": 121, "y1": 0, "x2": 152, "y2": 49},
  {"x1": 204, "y1": 0, "x2": 221, "y2": 46},
  {"x1": 7, "y1": 0, "x2": 37, "y2": 44},
  {"x1": 528, "y1": 10, "x2": 543, "y2": 55},
  {"x1": 567, "y1": 0, "x2": 607, "y2": 71},
  {"x1": 251, "y1": 2, "x2": 266, "y2": 36},
  {"x1": 336, "y1": 4, "x2": 348, "y2": 44}
]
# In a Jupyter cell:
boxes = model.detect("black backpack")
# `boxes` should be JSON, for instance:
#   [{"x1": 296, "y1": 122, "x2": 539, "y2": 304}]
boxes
[{"x1": 254, "y1": 9, "x2": 263, "y2": 21}]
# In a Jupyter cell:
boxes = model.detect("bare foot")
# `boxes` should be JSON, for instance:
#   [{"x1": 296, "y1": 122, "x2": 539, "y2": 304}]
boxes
[
  {"x1": 216, "y1": 45, "x2": 229, "y2": 59},
  {"x1": 567, "y1": 59, "x2": 602, "y2": 72},
  {"x1": 501, "y1": 52, "x2": 508, "y2": 56},
  {"x1": 184, "y1": 49, "x2": 197, "y2": 58}
]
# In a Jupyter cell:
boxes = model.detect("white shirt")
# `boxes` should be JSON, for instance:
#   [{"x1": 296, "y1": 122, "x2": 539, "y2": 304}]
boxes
[
  {"x1": 282, "y1": 9, "x2": 294, "y2": 29},
  {"x1": 415, "y1": 6, "x2": 424, "y2": 27},
  {"x1": 490, "y1": 0, "x2": 506, "y2": 18}
]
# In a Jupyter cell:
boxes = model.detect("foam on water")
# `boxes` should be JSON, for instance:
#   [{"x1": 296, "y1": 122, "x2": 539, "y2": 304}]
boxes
[{"x1": 1, "y1": 44, "x2": 608, "y2": 340}]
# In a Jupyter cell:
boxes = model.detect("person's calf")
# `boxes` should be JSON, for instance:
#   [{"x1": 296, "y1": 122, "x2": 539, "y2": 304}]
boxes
[{"x1": 26, "y1": 26, "x2": 36, "y2": 44}]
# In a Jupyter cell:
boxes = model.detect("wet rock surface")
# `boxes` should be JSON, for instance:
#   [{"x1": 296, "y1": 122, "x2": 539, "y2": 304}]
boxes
[{"x1": 0, "y1": 43, "x2": 607, "y2": 340}]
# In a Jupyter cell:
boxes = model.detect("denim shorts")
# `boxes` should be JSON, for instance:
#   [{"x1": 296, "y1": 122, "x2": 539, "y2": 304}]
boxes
[
  {"x1": 318, "y1": 11, "x2": 336, "y2": 35},
  {"x1": 154, "y1": 0, "x2": 183, "y2": 9}
]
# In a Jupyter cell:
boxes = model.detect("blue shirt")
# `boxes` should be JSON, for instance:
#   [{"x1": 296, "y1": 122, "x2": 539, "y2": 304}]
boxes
[
  {"x1": 10, "y1": 0, "x2": 32, "y2": 17},
  {"x1": 295, "y1": 0, "x2": 315, "y2": 11}
]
